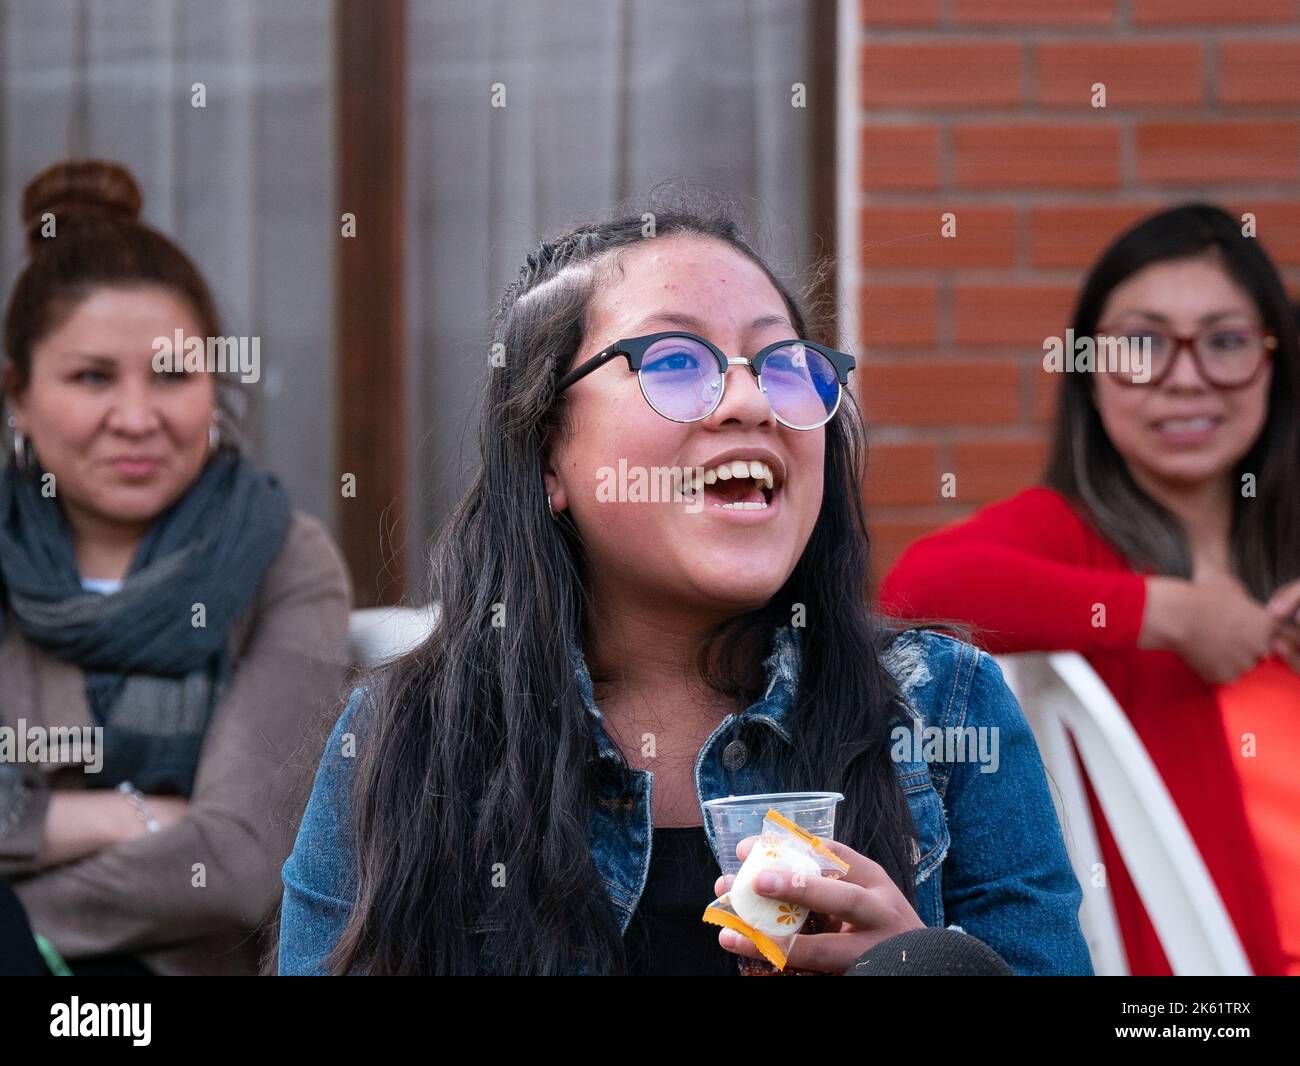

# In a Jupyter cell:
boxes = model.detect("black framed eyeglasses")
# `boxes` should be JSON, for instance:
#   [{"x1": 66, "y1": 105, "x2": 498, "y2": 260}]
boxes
[
  {"x1": 1095, "y1": 322, "x2": 1277, "y2": 388},
  {"x1": 554, "y1": 331, "x2": 856, "y2": 430}
]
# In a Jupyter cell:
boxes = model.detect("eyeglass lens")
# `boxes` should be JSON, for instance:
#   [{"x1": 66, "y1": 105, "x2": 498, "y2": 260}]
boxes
[
  {"x1": 637, "y1": 335, "x2": 840, "y2": 427},
  {"x1": 1114, "y1": 326, "x2": 1268, "y2": 384}
]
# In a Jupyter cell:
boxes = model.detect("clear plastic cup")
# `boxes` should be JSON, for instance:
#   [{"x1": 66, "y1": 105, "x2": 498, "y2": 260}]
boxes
[
  {"x1": 701, "y1": 791, "x2": 845, "y2": 976},
  {"x1": 702, "y1": 791, "x2": 844, "y2": 875}
]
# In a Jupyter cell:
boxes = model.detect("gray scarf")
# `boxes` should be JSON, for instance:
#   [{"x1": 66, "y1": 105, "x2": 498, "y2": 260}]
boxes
[{"x1": 0, "y1": 448, "x2": 291, "y2": 794}]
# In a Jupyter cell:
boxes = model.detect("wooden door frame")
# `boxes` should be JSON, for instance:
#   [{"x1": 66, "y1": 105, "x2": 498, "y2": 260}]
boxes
[{"x1": 335, "y1": 0, "x2": 408, "y2": 606}]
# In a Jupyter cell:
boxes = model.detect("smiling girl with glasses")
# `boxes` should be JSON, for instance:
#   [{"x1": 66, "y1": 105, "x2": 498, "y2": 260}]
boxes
[{"x1": 277, "y1": 189, "x2": 1091, "y2": 976}]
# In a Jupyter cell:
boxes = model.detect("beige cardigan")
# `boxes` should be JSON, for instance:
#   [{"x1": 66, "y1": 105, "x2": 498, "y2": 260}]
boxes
[{"x1": 0, "y1": 511, "x2": 352, "y2": 975}]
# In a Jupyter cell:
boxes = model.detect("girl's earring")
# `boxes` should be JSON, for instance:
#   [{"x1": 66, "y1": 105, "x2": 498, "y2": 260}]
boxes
[
  {"x1": 547, "y1": 493, "x2": 560, "y2": 521},
  {"x1": 8, "y1": 415, "x2": 29, "y2": 473},
  {"x1": 208, "y1": 410, "x2": 221, "y2": 454}
]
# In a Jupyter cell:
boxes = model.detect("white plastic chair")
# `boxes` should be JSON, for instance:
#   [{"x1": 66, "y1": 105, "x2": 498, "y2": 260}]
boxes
[
  {"x1": 994, "y1": 651, "x2": 1252, "y2": 976},
  {"x1": 347, "y1": 605, "x2": 439, "y2": 666}
]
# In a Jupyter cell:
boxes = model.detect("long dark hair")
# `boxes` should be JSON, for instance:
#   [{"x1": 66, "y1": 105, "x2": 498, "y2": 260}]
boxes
[
  {"x1": 331, "y1": 187, "x2": 918, "y2": 975},
  {"x1": 1044, "y1": 203, "x2": 1300, "y2": 599}
]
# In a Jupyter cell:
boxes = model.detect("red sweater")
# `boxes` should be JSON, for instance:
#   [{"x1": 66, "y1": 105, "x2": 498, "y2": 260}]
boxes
[{"x1": 878, "y1": 486, "x2": 1286, "y2": 976}]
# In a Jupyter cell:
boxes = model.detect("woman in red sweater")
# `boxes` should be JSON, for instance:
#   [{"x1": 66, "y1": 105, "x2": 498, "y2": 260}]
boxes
[{"x1": 879, "y1": 204, "x2": 1300, "y2": 976}]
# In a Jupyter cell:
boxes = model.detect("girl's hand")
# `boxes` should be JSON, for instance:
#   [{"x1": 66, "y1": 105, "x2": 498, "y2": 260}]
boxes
[
  {"x1": 1266, "y1": 579, "x2": 1300, "y2": 675},
  {"x1": 1142, "y1": 576, "x2": 1275, "y2": 685},
  {"x1": 712, "y1": 835, "x2": 924, "y2": 974}
]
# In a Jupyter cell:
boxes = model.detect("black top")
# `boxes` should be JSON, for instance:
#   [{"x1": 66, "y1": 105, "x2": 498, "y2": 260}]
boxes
[{"x1": 622, "y1": 825, "x2": 739, "y2": 976}]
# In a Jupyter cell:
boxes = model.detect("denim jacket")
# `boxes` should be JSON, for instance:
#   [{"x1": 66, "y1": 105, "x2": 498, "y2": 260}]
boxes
[{"x1": 279, "y1": 626, "x2": 1094, "y2": 975}]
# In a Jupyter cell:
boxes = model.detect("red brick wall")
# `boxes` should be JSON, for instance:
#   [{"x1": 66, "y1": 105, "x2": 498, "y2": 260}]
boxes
[{"x1": 854, "y1": 0, "x2": 1300, "y2": 579}]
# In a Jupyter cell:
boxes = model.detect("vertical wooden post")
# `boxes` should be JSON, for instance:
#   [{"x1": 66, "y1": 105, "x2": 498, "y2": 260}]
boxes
[
  {"x1": 808, "y1": 0, "x2": 839, "y2": 342},
  {"x1": 335, "y1": 0, "x2": 407, "y2": 606}
]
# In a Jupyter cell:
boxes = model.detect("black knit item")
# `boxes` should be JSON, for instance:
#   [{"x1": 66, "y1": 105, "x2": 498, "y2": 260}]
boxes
[{"x1": 843, "y1": 927, "x2": 1014, "y2": 976}]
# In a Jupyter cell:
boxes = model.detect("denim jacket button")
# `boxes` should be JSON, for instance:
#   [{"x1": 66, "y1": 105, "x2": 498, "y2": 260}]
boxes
[{"x1": 721, "y1": 739, "x2": 748, "y2": 771}]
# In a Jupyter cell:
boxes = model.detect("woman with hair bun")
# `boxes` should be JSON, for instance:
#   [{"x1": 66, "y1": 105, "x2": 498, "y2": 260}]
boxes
[{"x1": 0, "y1": 160, "x2": 352, "y2": 976}]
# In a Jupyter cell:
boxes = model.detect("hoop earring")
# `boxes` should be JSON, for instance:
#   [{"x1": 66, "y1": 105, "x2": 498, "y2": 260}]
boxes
[
  {"x1": 547, "y1": 493, "x2": 560, "y2": 521},
  {"x1": 7, "y1": 415, "x2": 29, "y2": 473},
  {"x1": 208, "y1": 412, "x2": 221, "y2": 454}
]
